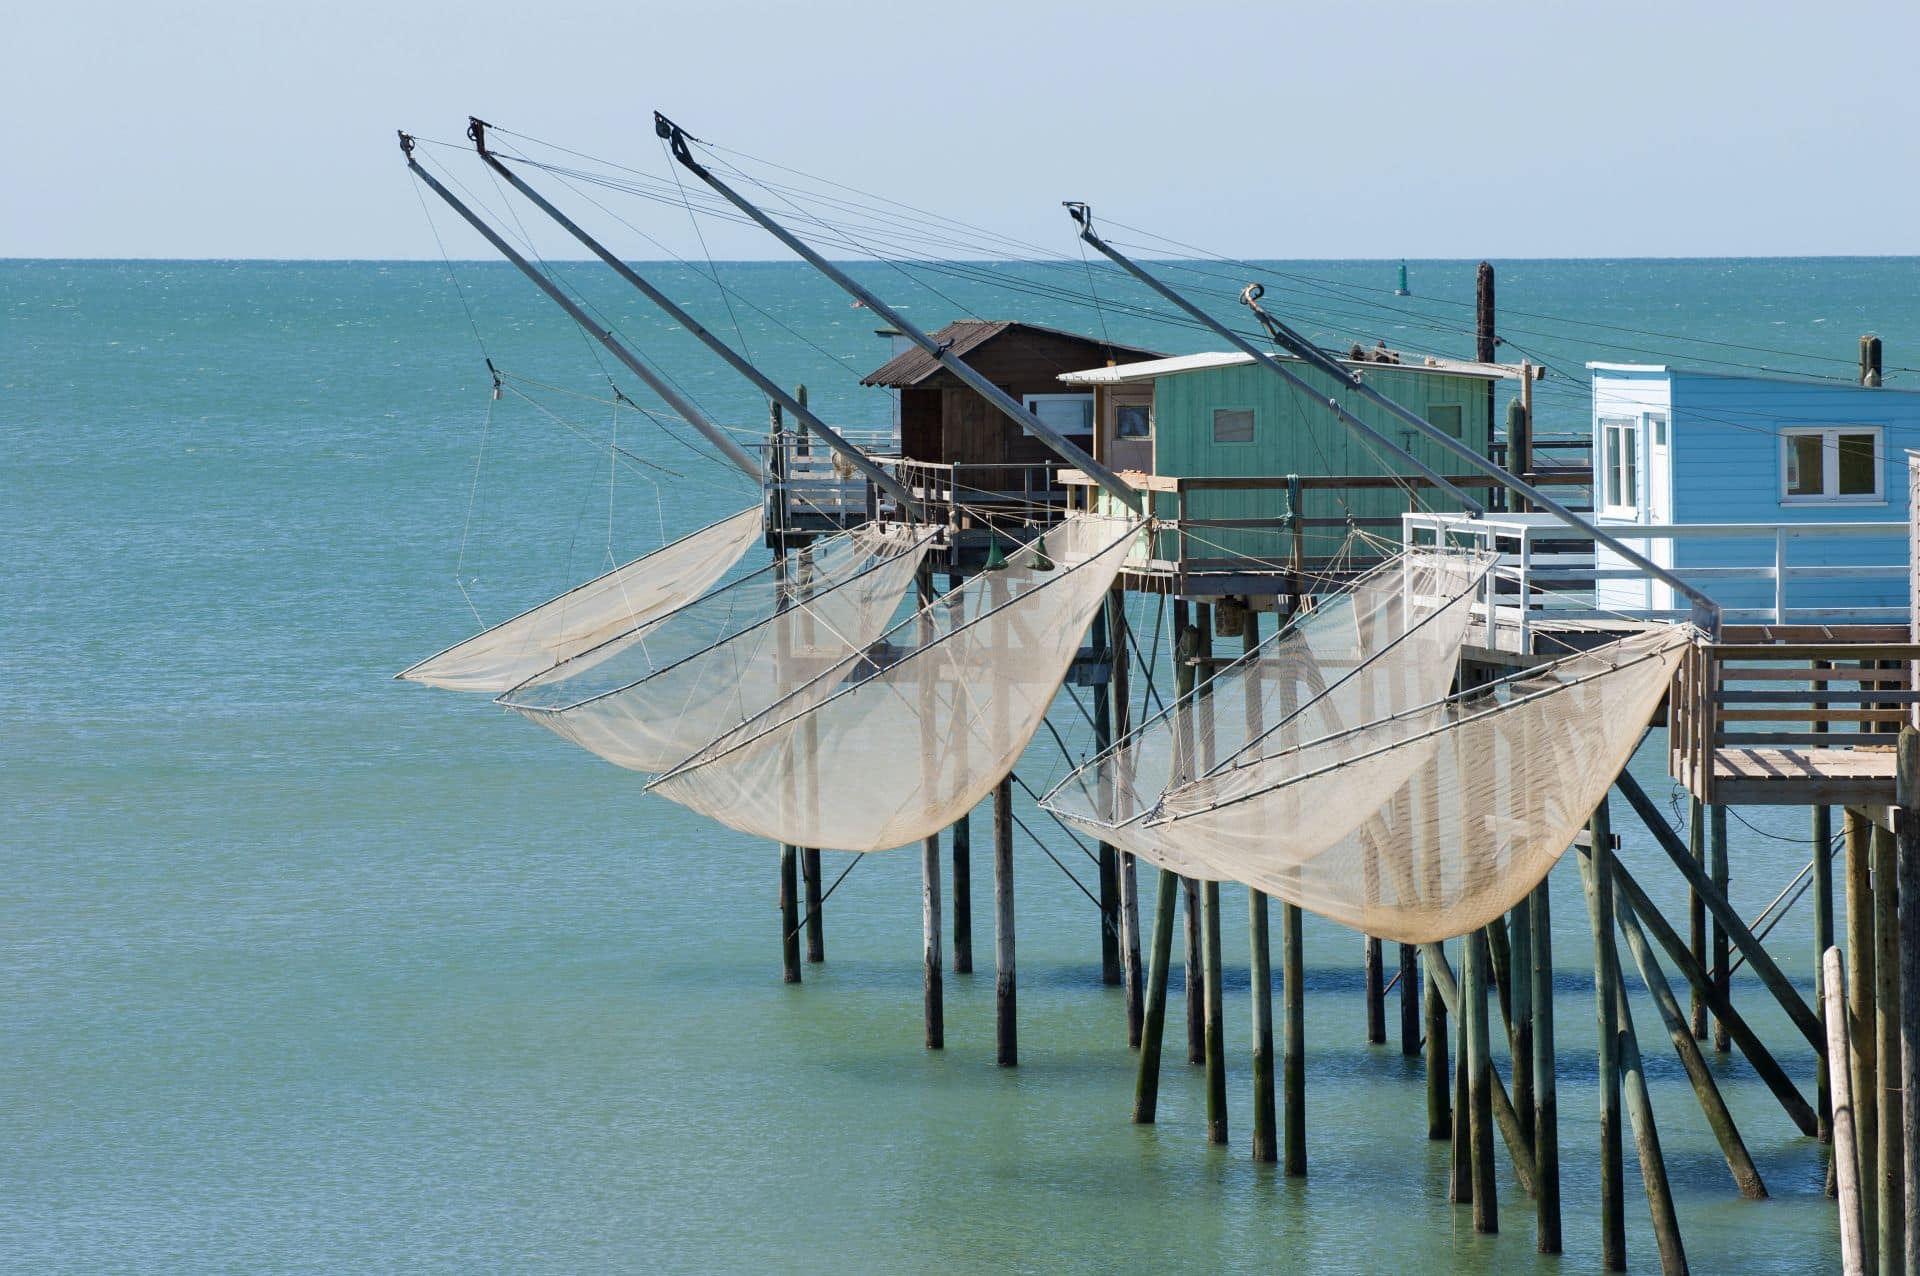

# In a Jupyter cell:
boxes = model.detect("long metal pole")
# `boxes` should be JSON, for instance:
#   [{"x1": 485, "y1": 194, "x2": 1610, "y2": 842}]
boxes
[
  {"x1": 1064, "y1": 209, "x2": 1483, "y2": 516},
  {"x1": 654, "y1": 113, "x2": 1142, "y2": 513},
  {"x1": 470, "y1": 120, "x2": 919, "y2": 514},
  {"x1": 399, "y1": 134, "x2": 761, "y2": 481}
]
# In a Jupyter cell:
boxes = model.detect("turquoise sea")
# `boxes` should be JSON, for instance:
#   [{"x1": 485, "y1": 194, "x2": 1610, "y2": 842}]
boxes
[{"x1": 8, "y1": 255, "x2": 1920, "y2": 1272}]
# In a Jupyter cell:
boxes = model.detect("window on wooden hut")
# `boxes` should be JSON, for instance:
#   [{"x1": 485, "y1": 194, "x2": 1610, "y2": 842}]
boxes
[
  {"x1": 1601, "y1": 417, "x2": 1637, "y2": 514},
  {"x1": 1023, "y1": 393, "x2": 1095, "y2": 438},
  {"x1": 1213, "y1": 408, "x2": 1255, "y2": 444},
  {"x1": 1427, "y1": 404, "x2": 1464, "y2": 438},
  {"x1": 1781, "y1": 426, "x2": 1883, "y2": 502},
  {"x1": 1116, "y1": 403, "x2": 1151, "y2": 438}
]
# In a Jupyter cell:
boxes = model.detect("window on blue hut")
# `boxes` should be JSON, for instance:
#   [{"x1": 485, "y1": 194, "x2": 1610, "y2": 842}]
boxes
[
  {"x1": 1781, "y1": 426, "x2": 1883, "y2": 503},
  {"x1": 1213, "y1": 408, "x2": 1255, "y2": 444},
  {"x1": 1427, "y1": 404, "x2": 1464, "y2": 438},
  {"x1": 1601, "y1": 417, "x2": 1638, "y2": 514}
]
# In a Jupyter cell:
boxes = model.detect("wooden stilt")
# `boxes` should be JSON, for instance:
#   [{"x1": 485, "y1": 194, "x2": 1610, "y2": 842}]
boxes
[
  {"x1": 1828, "y1": 945, "x2": 1871, "y2": 1276},
  {"x1": 1690, "y1": 795, "x2": 1708, "y2": 1039},
  {"x1": 1203, "y1": 879, "x2": 1227, "y2": 1144},
  {"x1": 1614, "y1": 976, "x2": 1690, "y2": 1275},
  {"x1": 1092, "y1": 603, "x2": 1120, "y2": 988},
  {"x1": 1251, "y1": 887, "x2": 1277, "y2": 1163},
  {"x1": 1424, "y1": 943, "x2": 1538, "y2": 1196},
  {"x1": 1815, "y1": 657, "x2": 1836, "y2": 1141},
  {"x1": 780, "y1": 844, "x2": 803, "y2": 984},
  {"x1": 1848, "y1": 805, "x2": 1880, "y2": 1264},
  {"x1": 1590, "y1": 798, "x2": 1627, "y2": 1272},
  {"x1": 1184, "y1": 882, "x2": 1204, "y2": 1067},
  {"x1": 1111, "y1": 588, "x2": 1143, "y2": 1046},
  {"x1": 922, "y1": 830, "x2": 943, "y2": 1050},
  {"x1": 1896, "y1": 729, "x2": 1920, "y2": 1276},
  {"x1": 992, "y1": 776, "x2": 1014, "y2": 1066},
  {"x1": 1510, "y1": 901, "x2": 1535, "y2": 1147},
  {"x1": 1616, "y1": 887, "x2": 1766, "y2": 1197},
  {"x1": 1134, "y1": 867, "x2": 1177, "y2": 1122},
  {"x1": 1282, "y1": 900, "x2": 1306, "y2": 1176},
  {"x1": 1532, "y1": 880, "x2": 1561, "y2": 1254},
  {"x1": 1174, "y1": 607, "x2": 1205, "y2": 1067},
  {"x1": 1712, "y1": 804, "x2": 1731, "y2": 1054},
  {"x1": 1874, "y1": 818, "x2": 1904, "y2": 1274},
  {"x1": 1451, "y1": 959, "x2": 1472, "y2": 1204},
  {"x1": 1467, "y1": 930, "x2": 1498, "y2": 1232},
  {"x1": 1426, "y1": 947, "x2": 1451, "y2": 1140},
  {"x1": 1399, "y1": 942, "x2": 1420, "y2": 1057},
  {"x1": 952, "y1": 814, "x2": 972, "y2": 975},
  {"x1": 1365, "y1": 936, "x2": 1386, "y2": 1045},
  {"x1": 802, "y1": 848, "x2": 824, "y2": 963}
]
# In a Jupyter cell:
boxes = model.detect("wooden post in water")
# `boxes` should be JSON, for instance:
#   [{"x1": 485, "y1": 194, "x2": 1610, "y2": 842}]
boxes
[
  {"x1": 993, "y1": 776, "x2": 1015, "y2": 1066},
  {"x1": 1134, "y1": 865, "x2": 1178, "y2": 1122},
  {"x1": 948, "y1": 570, "x2": 971, "y2": 976},
  {"x1": 1590, "y1": 797, "x2": 1627, "y2": 1271},
  {"x1": 802, "y1": 849, "x2": 824, "y2": 963},
  {"x1": 1816, "y1": 658, "x2": 1836, "y2": 1139},
  {"x1": 1511, "y1": 900, "x2": 1535, "y2": 1147},
  {"x1": 1896, "y1": 729, "x2": 1920, "y2": 1276},
  {"x1": 1365, "y1": 936, "x2": 1386, "y2": 1044},
  {"x1": 1466, "y1": 929, "x2": 1498, "y2": 1232},
  {"x1": 1830, "y1": 945, "x2": 1872, "y2": 1276},
  {"x1": 1283, "y1": 897, "x2": 1306, "y2": 1176},
  {"x1": 1195, "y1": 605, "x2": 1226, "y2": 1141},
  {"x1": 1426, "y1": 946, "x2": 1452, "y2": 1140},
  {"x1": 1613, "y1": 974, "x2": 1689, "y2": 1275},
  {"x1": 918, "y1": 566, "x2": 942, "y2": 1049},
  {"x1": 1874, "y1": 816, "x2": 1904, "y2": 1274},
  {"x1": 1848, "y1": 805, "x2": 1880, "y2": 1262},
  {"x1": 1451, "y1": 945, "x2": 1473, "y2": 1203},
  {"x1": 1475, "y1": 262, "x2": 1497, "y2": 454},
  {"x1": 1712, "y1": 804, "x2": 1731, "y2": 1053},
  {"x1": 1174, "y1": 604, "x2": 1205, "y2": 1067},
  {"x1": 1532, "y1": 879, "x2": 1561, "y2": 1254},
  {"x1": 1690, "y1": 795, "x2": 1708, "y2": 1039},
  {"x1": 1399, "y1": 943, "x2": 1420, "y2": 1057},
  {"x1": 1110, "y1": 587, "x2": 1143, "y2": 1046},
  {"x1": 1243, "y1": 611, "x2": 1277, "y2": 1162},
  {"x1": 780, "y1": 845, "x2": 803, "y2": 984},
  {"x1": 1092, "y1": 603, "x2": 1120, "y2": 988}
]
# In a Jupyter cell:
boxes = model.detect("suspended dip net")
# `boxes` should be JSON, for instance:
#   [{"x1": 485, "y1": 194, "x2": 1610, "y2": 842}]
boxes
[
  {"x1": 397, "y1": 506, "x2": 763, "y2": 692},
  {"x1": 498, "y1": 522, "x2": 934, "y2": 774},
  {"x1": 1040, "y1": 549, "x2": 1496, "y2": 879},
  {"x1": 1145, "y1": 627, "x2": 1690, "y2": 943},
  {"x1": 647, "y1": 514, "x2": 1143, "y2": 852}
]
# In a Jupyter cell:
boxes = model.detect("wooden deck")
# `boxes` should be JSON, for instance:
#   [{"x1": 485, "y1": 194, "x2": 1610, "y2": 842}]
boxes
[{"x1": 1703, "y1": 745, "x2": 1895, "y2": 806}]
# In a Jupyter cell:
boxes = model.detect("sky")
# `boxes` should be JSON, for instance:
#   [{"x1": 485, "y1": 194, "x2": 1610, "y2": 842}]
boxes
[{"x1": 7, "y1": 0, "x2": 1917, "y2": 260}]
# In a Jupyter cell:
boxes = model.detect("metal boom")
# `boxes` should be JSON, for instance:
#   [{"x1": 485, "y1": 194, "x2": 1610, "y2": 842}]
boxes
[
  {"x1": 398, "y1": 132, "x2": 762, "y2": 482},
  {"x1": 467, "y1": 118, "x2": 918, "y2": 514},
  {"x1": 653, "y1": 112, "x2": 1143, "y2": 515}
]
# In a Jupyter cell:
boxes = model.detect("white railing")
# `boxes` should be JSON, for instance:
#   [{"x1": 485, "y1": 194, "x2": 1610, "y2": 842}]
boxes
[
  {"x1": 1405, "y1": 512, "x2": 1908, "y2": 650},
  {"x1": 762, "y1": 430, "x2": 897, "y2": 529}
]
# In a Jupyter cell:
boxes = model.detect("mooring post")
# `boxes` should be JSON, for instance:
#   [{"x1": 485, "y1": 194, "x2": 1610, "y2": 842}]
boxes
[
  {"x1": 1134, "y1": 866, "x2": 1177, "y2": 1122},
  {"x1": 1830, "y1": 945, "x2": 1872, "y2": 1276},
  {"x1": 1531, "y1": 879, "x2": 1561, "y2": 1253},
  {"x1": 1426, "y1": 945, "x2": 1452, "y2": 1140},
  {"x1": 1874, "y1": 816, "x2": 1904, "y2": 1274},
  {"x1": 1111, "y1": 587, "x2": 1143, "y2": 1046},
  {"x1": 1365, "y1": 936, "x2": 1386, "y2": 1044},
  {"x1": 1591, "y1": 797, "x2": 1627, "y2": 1271},
  {"x1": 1399, "y1": 942, "x2": 1420, "y2": 1057},
  {"x1": 1283, "y1": 898, "x2": 1306, "y2": 1176},
  {"x1": 1712, "y1": 803, "x2": 1731, "y2": 1053},
  {"x1": 992, "y1": 775, "x2": 1015, "y2": 1066},
  {"x1": 1690, "y1": 795, "x2": 1708, "y2": 1039},
  {"x1": 1511, "y1": 900, "x2": 1535, "y2": 1147},
  {"x1": 1848, "y1": 805, "x2": 1880, "y2": 1261},
  {"x1": 1896, "y1": 728, "x2": 1920, "y2": 1276},
  {"x1": 1467, "y1": 929, "x2": 1498, "y2": 1232}
]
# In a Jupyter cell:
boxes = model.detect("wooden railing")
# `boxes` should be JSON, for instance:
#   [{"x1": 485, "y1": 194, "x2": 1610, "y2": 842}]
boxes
[{"x1": 1669, "y1": 635, "x2": 1918, "y2": 802}]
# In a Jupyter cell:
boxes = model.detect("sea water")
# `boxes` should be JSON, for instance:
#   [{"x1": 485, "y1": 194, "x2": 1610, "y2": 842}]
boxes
[{"x1": 7, "y1": 256, "x2": 1920, "y2": 1272}]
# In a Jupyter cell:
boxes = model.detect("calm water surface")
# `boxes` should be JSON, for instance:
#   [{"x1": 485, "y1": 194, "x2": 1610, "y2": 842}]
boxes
[{"x1": 8, "y1": 256, "x2": 1919, "y2": 1271}]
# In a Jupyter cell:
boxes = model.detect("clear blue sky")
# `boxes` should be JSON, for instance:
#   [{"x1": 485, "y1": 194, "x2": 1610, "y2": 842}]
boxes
[{"x1": 9, "y1": 0, "x2": 1915, "y2": 260}]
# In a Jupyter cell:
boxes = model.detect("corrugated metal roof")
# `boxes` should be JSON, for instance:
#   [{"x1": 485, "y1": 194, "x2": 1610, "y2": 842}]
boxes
[
  {"x1": 860, "y1": 320, "x2": 1164, "y2": 388},
  {"x1": 1059, "y1": 349, "x2": 1516, "y2": 385}
]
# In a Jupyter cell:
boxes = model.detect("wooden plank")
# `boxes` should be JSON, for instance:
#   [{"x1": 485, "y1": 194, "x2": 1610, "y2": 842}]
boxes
[
  {"x1": 1719, "y1": 709, "x2": 1913, "y2": 724},
  {"x1": 1716, "y1": 731, "x2": 1893, "y2": 748},
  {"x1": 1709, "y1": 644, "x2": 1920, "y2": 660}
]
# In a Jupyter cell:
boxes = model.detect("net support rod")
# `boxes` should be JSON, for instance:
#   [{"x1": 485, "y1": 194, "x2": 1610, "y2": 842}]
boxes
[
  {"x1": 471, "y1": 120, "x2": 919, "y2": 514},
  {"x1": 653, "y1": 113, "x2": 1143, "y2": 514},
  {"x1": 1064, "y1": 207, "x2": 1484, "y2": 517},
  {"x1": 398, "y1": 133, "x2": 761, "y2": 481}
]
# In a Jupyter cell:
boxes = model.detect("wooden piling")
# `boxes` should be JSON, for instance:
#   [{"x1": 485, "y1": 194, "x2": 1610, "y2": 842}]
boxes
[
  {"x1": 1365, "y1": 936, "x2": 1386, "y2": 1045},
  {"x1": 1174, "y1": 608, "x2": 1205, "y2": 1068},
  {"x1": 1817, "y1": 659, "x2": 1836, "y2": 1139},
  {"x1": 780, "y1": 845, "x2": 803, "y2": 984},
  {"x1": 802, "y1": 848, "x2": 824, "y2": 963},
  {"x1": 952, "y1": 814, "x2": 973, "y2": 975},
  {"x1": 1616, "y1": 887, "x2": 1767, "y2": 1198},
  {"x1": 1399, "y1": 942, "x2": 1420, "y2": 1057},
  {"x1": 1848, "y1": 805, "x2": 1880, "y2": 1261},
  {"x1": 1251, "y1": 886, "x2": 1277, "y2": 1163},
  {"x1": 1897, "y1": 729, "x2": 1920, "y2": 1276},
  {"x1": 1426, "y1": 947, "x2": 1451, "y2": 1140},
  {"x1": 1690, "y1": 795, "x2": 1708, "y2": 1039},
  {"x1": 1510, "y1": 901, "x2": 1535, "y2": 1147},
  {"x1": 1615, "y1": 976, "x2": 1690, "y2": 1275},
  {"x1": 1111, "y1": 588, "x2": 1143, "y2": 1047},
  {"x1": 1282, "y1": 899, "x2": 1306, "y2": 1176},
  {"x1": 1452, "y1": 978, "x2": 1472, "y2": 1203},
  {"x1": 1092, "y1": 601, "x2": 1120, "y2": 988},
  {"x1": 1829, "y1": 945, "x2": 1872, "y2": 1276},
  {"x1": 1874, "y1": 817, "x2": 1904, "y2": 1273},
  {"x1": 1466, "y1": 930, "x2": 1498, "y2": 1232},
  {"x1": 1133, "y1": 866, "x2": 1177, "y2": 1123},
  {"x1": 918, "y1": 566, "x2": 942, "y2": 1050},
  {"x1": 1590, "y1": 798, "x2": 1627, "y2": 1271},
  {"x1": 1203, "y1": 879, "x2": 1228, "y2": 1145},
  {"x1": 1532, "y1": 880, "x2": 1561, "y2": 1254},
  {"x1": 1425, "y1": 943, "x2": 1538, "y2": 1197},
  {"x1": 1712, "y1": 803, "x2": 1731, "y2": 1054},
  {"x1": 992, "y1": 776, "x2": 1014, "y2": 1066}
]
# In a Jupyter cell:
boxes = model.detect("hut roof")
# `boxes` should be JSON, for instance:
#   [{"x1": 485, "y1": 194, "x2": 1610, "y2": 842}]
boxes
[
  {"x1": 1059, "y1": 350, "x2": 1517, "y2": 386},
  {"x1": 860, "y1": 320, "x2": 1164, "y2": 388}
]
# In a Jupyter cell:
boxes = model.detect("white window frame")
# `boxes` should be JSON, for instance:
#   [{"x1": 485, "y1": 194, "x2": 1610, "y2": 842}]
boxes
[
  {"x1": 1022, "y1": 392, "x2": 1095, "y2": 434},
  {"x1": 1110, "y1": 392, "x2": 1154, "y2": 441},
  {"x1": 1778, "y1": 425, "x2": 1885, "y2": 505},
  {"x1": 1599, "y1": 416, "x2": 1639, "y2": 516}
]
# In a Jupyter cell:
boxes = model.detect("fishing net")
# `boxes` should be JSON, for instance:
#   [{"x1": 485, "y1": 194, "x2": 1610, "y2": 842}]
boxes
[
  {"x1": 647, "y1": 514, "x2": 1143, "y2": 851},
  {"x1": 1040, "y1": 549, "x2": 1495, "y2": 878},
  {"x1": 1147, "y1": 627, "x2": 1690, "y2": 943},
  {"x1": 499, "y1": 522, "x2": 934, "y2": 774},
  {"x1": 398, "y1": 507, "x2": 763, "y2": 692}
]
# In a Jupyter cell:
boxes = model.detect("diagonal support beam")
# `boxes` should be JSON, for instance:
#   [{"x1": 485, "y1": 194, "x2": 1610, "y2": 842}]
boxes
[{"x1": 1423, "y1": 941, "x2": 1538, "y2": 1195}]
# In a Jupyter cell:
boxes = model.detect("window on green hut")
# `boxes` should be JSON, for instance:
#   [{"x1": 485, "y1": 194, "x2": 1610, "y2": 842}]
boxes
[
  {"x1": 1427, "y1": 404, "x2": 1464, "y2": 438},
  {"x1": 1213, "y1": 408, "x2": 1254, "y2": 444}
]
